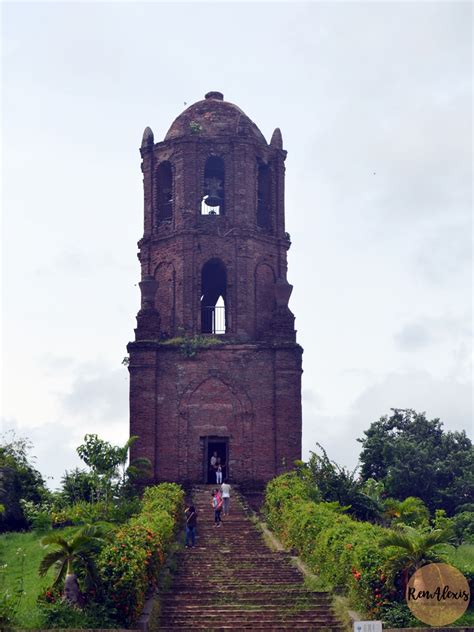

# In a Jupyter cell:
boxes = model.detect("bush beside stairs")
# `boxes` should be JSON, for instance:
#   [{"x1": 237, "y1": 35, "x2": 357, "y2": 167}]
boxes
[{"x1": 158, "y1": 484, "x2": 345, "y2": 630}]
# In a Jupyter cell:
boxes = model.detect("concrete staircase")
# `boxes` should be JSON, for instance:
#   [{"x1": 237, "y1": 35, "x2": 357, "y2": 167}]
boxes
[{"x1": 158, "y1": 485, "x2": 345, "y2": 631}]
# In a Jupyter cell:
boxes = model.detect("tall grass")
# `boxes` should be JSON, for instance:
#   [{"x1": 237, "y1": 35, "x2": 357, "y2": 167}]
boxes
[{"x1": 0, "y1": 528, "x2": 74, "y2": 628}]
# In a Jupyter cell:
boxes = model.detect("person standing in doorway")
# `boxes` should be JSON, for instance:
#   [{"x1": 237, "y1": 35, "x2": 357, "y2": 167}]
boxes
[
  {"x1": 216, "y1": 459, "x2": 223, "y2": 484},
  {"x1": 221, "y1": 479, "x2": 231, "y2": 516},
  {"x1": 185, "y1": 505, "x2": 197, "y2": 547},
  {"x1": 210, "y1": 451, "x2": 218, "y2": 482}
]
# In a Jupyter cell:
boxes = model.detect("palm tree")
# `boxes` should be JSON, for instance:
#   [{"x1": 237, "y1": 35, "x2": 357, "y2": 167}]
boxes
[
  {"x1": 383, "y1": 496, "x2": 430, "y2": 527},
  {"x1": 115, "y1": 435, "x2": 151, "y2": 487},
  {"x1": 381, "y1": 525, "x2": 451, "y2": 589},
  {"x1": 39, "y1": 525, "x2": 112, "y2": 607}
]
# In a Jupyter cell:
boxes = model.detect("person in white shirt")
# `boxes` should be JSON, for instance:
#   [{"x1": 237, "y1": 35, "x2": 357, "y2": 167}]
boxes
[
  {"x1": 210, "y1": 451, "x2": 217, "y2": 481},
  {"x1": 210, "y1": 451, "x2": 217, "y2": 468},
  {"x1": 220, "y1": 480, "x2": 231, "y2": 516}
]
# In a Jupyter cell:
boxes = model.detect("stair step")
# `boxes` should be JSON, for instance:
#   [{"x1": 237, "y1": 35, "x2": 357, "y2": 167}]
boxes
[{"x1": 158, "y1": 485, "x2": 345, "y2": 631}]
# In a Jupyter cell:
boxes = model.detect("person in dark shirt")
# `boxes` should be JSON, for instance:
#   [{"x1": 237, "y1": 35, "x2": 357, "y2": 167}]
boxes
[{"x1": 185, "y1": 505, "x2": 197, "y2": 548}]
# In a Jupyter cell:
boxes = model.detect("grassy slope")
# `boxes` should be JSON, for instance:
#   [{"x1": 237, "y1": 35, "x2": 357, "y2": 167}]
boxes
[{"x1": 0, "y1": 528, "x2": 73, "y2": 628}]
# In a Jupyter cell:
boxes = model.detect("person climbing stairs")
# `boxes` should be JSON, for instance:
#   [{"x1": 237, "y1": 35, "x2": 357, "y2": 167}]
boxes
[{"x1": 158, "y1": 484, "x2": 345, "y2": 630}]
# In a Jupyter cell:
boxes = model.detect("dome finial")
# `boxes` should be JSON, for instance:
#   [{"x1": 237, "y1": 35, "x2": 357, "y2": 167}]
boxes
[
  {"x1": 141, "y1": 126, "x2": 154, "y2": 148},
  {"x1": 205, "y1": 91, "x2": 224, "y2": 101},
  {"x1": 270, "y1": 128, "x2": 283, "y2": 149}
]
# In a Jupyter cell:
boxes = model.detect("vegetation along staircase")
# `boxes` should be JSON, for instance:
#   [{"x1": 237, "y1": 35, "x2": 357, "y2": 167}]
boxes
[{"x1": 158, "y1": 484, "x2": 345, "y2": 631}]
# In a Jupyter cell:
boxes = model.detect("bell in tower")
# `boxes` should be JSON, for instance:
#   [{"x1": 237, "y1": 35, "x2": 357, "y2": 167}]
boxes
[
  {"x1": 127, "y1": 91, "x2": 303, "y2": 484},
  {"x1": 202, "y1": 156, "x2": 225, "y2": 214}
]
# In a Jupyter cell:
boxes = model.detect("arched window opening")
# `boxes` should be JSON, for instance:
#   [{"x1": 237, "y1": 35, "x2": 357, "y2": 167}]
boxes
[
  {"x1": 201, "y1": 259, "x2": 227, "y2": 334},
  {"x1": 201, "y1": 156, "x2": 224, "y2": 216},
  {"x1": 257, "y1": 162, "x2": 272, "y2": 229},
  {"x1": 156, "y1": 161, "x2": 173, "y2": 221}
]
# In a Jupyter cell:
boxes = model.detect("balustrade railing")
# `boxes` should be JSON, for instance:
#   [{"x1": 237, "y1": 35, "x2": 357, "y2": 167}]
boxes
[{"x1": 201, "y1": 306, "x2": 226, "y2": 334}]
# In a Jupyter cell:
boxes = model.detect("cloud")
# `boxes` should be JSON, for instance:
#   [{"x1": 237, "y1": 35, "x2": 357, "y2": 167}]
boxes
[
  {"x1": 61, "y1": 367, "x2": 129, "y2": 424},
  {"x1": 394, "y1": 315, "x2": 471, "y2": 352},
  {"x1": 302, "y1": 388, "x2": 324, "y2": 410},
  {"x1": 1, "y1": 417, "x2": 83, "y2": 487},
  {"x1": 394, "y1": 322, "x2": 434, "y2": 350},
  {"x1": 353, "y1": 371, "x2": 471, "y2": 432},
  {"x1": 1, "y1": 413, "x2": 130, "y2": 491},
  {"x1": 40, "y1": 353, "x2": 77, "y2": 374},
  {"x1": 302, "y1": 369, "x2": 472, "y2": 471},
  {"x1": 414, "y1": 220, "x2": 472, "y2": 286},
  {"x1": 393, "y1": 315, "x2": 472, "y2": 383}
]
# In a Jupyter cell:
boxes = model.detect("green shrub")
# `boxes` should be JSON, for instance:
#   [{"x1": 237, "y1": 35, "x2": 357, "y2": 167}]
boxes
[
  {"x1": 97, "y1": 483, "x2": 184, "y2": 625},
  {"x1": 378, "y1": 601, "x2": 418, "y2": 628},
  {"x1": 37, "y1": 588, "x2": 118, "y2": 628},
  {"x1": 264, "y1": 474, "x2": 391, "y2": 614},
  {"x1": 111, "y1": 497, "x2": 142, "y2": 523},
  {"x1": 384, "y1": 496, "x2": 430, "y2": 528},
  {"x1": 347, "y1": 535, "x2": 394, "y2": 616},
  {"x1": 263, "y1": 472, "x2": 312, "y2": 533},
  {"x1": 51, "y1": 498, "x2": 140, "y2": 527},
  {"x1": 141, "y1": 482, "x2": 184, "y2": 522},
  {"x1": 161, "y1": 335, "x2": 222, "y2": 358},
  {"x1": 37, "y1": 483, "x2": 183, "y2": 627},
  {"x1": 60, "y1": 468, "x2": 96, "y2": 505},
  {"x1": 454, "y1": 511, "x2": 474, "y2": 544},
  {"x1": 264, "y1": 474, "x2": 473, "y2": 622},
  {"x1": 286, "y1": 501, "x2": 346, "y2": 558},
  {"x1": 19, "y1": 499, "x2": 53, "y2": 532},
  {"x1": 313, "y1": 519, "x2": 358, "y2": 589},
  {"x1": 98, "y1": 523, "x2": 157, "y2": 624}
]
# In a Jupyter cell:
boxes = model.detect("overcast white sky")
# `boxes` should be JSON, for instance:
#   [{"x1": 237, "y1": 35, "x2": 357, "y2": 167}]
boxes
[{"x1": 1, "y1": 1, "x2": 472, "y2": 489}]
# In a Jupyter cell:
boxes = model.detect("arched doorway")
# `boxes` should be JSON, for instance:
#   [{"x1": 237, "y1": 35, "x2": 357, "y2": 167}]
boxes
[{"x1": 201, "y1": 259, "x2": 227, "y2": 334}]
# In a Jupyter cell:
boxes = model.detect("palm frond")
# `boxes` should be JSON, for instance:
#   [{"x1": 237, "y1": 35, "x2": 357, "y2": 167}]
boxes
[
  {"x1": 39, "y1": 550, "x2": 65, "y2": 577},
  {"x1": 51, "y1": 559, "x2": 67, "y2": 588},
  {"x1": 69, "y1": 534, "x2": 101, "y2": 552},
  {"x1": 75, "y1": 554, "x2": 100, "y2": 589},
  {"x1": 381, "y1": 531, "x2": 416, "y2": 552},
  {"x1": 80, "y1": 523, "x2": 114, "y2": 539},
  {"x1": 422, "y1": 528, "x2": 452, "y2": 548},
  {"x1": 129, "y1": 457, "x2": 152, "y2": 469},
  {"x1": 40, "y1": 533, "x2": 69, "y2": 549},
  {"x1": 122, "y1": 435, "x2": 139, "y2": 451}
]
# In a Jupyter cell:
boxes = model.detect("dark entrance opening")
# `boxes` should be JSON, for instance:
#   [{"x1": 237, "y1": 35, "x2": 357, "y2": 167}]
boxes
[{"x1": 205, "y1": 438, "x2": 228, "y2": 484}]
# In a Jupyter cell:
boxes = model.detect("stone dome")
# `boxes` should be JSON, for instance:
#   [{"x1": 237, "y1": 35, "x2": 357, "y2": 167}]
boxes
[{"x1": 165, "y1": 91, "x2": 267, "y2": 144}]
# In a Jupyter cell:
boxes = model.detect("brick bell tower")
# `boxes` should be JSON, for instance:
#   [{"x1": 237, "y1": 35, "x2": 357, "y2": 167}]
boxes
[{"x1": 127, "y1": 91, "x2": 302, "y2": 484}]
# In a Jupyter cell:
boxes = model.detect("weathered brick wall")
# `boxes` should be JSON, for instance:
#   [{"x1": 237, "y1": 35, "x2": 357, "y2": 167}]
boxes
[
  {"x1": 129, "y1": 92, "x2": 303, "y2": 483},
  {"x1": 128, "y1": 343, "x2": 302, "y2": 483}
]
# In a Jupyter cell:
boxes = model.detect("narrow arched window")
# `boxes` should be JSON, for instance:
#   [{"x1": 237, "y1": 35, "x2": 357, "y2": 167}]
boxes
[
  {"x1": 201, "y1": 156, "x2": 224, "y2": 215},
  {"x1": 201, "y1": 259, "x2": 227, "y2": 334},
  {"x1": 156, "y1": 161, "x2": 173, "y2": 221},
  {"x1": 257, "y1": 162, "x2": 272, "y2": 229}
]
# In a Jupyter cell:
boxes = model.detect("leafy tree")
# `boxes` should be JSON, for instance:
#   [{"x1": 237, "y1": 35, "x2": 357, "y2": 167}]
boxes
[
  {"x1": 362, "y1": 477, "x2": 385, "y2": 504},
  {"x1": 39, "y1": 525, "x2": 112, "y2": 607},
  {"x1": 305, "y1": 444, "x2": 383, "y2": 521},
  {"x1": 76, "y1": 435, "x2": 121, "y2": 502},
  {"x1": 0, "y1": 432, "x2": 49, "y2": 531},
  {"x1": 431, "y1": 509, "x2": 474, "y2": 545},
  {"x1": 453, "y1": 511, "x2": 474, "y2": 544},
  {"x1": 76, "y1": 434, "x2": 151, "y2": 503},
  {"x1": 358, "y1": 409, "x2": 473, "y2": 514},
  {"x1": 60, "y1": 468, "x2": 96, "y2": 504}
]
